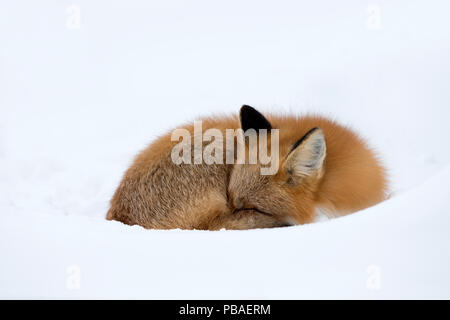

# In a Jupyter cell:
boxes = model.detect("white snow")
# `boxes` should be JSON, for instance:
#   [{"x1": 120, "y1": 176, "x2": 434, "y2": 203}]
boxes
[{"x1": 1, "y1": 0, "x2": 450, "y2": 299}]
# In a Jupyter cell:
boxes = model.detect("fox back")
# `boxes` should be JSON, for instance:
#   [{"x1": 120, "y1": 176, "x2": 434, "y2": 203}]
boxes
[{"x1": 107, "y1": 105, "x2": 387, "y2": 230}]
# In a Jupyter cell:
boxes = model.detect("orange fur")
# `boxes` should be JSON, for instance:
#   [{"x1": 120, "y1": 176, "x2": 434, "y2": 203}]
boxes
[
  {"x1": 270, "y1": 114, "x2": 387, "y2": 222},
  {"x1": 107, "y1": 108, "x2": 387, "y2": 230}
]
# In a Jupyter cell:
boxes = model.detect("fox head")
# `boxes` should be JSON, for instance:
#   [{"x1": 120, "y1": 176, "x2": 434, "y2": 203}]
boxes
[{"x1": 227, "y1": 105, "x2": 327, "y2": 228}]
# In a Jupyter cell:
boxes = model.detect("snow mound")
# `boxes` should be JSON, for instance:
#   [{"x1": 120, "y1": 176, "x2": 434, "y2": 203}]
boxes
[
  {"x1": 1, "y1": 0, "x2": 450, "y2": 299},
  {"x1": 1, "y1": 165, "x2": 450, "y2": 299}
]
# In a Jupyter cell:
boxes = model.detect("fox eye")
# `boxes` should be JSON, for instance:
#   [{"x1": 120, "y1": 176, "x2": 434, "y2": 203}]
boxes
[{"x1": 234, "y1": 207, "x2": 272, "y2": 217}]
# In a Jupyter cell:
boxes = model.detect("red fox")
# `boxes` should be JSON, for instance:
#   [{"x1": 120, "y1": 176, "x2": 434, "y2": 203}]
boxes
[{"x1": 106, "y1": 105, "x2": 387, "y2": 230}]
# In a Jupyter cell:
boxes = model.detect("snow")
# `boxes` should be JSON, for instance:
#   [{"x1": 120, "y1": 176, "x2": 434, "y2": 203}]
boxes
[{"x1": 1, "y1": 0, "x2": 450, "y2": 299}]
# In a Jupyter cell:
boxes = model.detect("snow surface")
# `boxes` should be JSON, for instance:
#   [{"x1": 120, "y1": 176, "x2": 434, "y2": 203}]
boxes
[{"x1": 1, "y1": 0, "x2": 450, "y2": 299}]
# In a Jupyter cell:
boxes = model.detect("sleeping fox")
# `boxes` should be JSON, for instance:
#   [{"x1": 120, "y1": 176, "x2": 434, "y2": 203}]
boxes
[{"x1": 106, "y1": 105, "x2": 387, "y2": 230}]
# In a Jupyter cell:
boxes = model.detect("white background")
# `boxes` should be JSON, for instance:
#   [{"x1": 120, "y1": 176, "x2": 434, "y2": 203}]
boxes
[{"x1": 1, "y1": 0, "x2": 450, "y2": 299}]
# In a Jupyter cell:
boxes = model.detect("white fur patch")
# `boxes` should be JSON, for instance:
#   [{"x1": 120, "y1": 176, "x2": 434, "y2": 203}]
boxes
[
  {"x1": 314, "y1": 207, "x2": 332, "y2": 222},
  {"x1": 283, "y1": 216, "x2": 299, "y2": 226}
]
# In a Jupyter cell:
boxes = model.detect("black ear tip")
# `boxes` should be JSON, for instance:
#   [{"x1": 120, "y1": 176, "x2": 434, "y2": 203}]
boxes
[
  {"x1": 240, "y1": 104, "x2": 255, "y2": 115},
  {"x1": 239, "y1": 104, "x2": 257, "y2": 123},
  {"x1": 239, "y1": 104, "x2": 272, "y2": 132}
]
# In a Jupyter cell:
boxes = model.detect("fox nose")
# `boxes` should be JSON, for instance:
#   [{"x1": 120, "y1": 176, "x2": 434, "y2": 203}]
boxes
[
  {"x1": 227, "y1": 191, "x2": 243, "y2": 211},
  {"x1": 233, "y1": 196, "x2": 245, "y2": 210}
]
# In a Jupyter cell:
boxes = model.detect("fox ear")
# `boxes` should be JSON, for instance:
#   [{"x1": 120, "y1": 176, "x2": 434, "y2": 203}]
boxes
[
  {"x1": 284, "y1": 128, "x2": 326, "y2": 179},
  {"x1": 239, "y1": 105, "x2": 272, "y2": 133}
]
